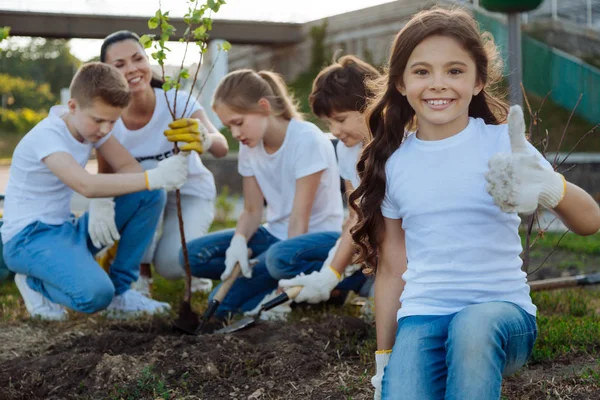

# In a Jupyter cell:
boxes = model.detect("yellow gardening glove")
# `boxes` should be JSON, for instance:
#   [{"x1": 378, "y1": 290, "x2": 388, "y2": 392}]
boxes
[{"x1": 164, "y1": 118, "x2": 212, "y2": 154}]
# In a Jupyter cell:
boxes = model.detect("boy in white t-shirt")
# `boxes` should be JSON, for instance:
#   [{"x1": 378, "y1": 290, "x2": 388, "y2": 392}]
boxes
[
  {"x1": 279, "y1": 55, "x2": 380, "y2": 307},
  {"x1": 1, "y1": 63, "x2": 190, "y2": 320}
]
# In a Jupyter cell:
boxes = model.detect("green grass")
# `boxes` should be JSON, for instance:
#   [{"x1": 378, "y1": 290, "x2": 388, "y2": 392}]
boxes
[
  {"x1": 109, "y1": 366, "x2": 173, "y2": 400},
  {"x1": 521, "y1": 231, "x2": 600, "y2": 255}
]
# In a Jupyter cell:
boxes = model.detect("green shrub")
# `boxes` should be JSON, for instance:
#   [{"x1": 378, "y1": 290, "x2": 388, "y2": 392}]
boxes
[{"x1": 0, "y1": 108, "x2": 47, "y2": 133}]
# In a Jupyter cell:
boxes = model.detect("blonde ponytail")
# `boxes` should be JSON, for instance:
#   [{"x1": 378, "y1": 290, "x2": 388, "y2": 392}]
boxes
[{"x1": 212, "y1": 69, "x2": 303, "y2": 120}]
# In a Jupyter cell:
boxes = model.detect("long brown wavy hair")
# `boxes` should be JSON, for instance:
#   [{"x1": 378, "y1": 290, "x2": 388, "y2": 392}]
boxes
[{"x1": 349, "y1": 6, "x2": 509, "y2": 273}]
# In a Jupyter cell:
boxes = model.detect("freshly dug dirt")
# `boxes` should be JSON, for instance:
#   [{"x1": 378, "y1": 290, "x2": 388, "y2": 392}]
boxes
[{"x1": 0, "y1": 315, "x2": 373, "y2": 400}]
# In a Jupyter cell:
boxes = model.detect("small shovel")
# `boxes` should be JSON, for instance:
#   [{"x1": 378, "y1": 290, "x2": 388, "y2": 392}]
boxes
[
  {"x1": 173, "y1": 262, "x2": 242, "y2": 335},
  {"x1": 528, "y1": 272, "x2": 600, "y2": 292},
  {"x1": 214, "y1": 286, "x2": 303, "y2": 334}
]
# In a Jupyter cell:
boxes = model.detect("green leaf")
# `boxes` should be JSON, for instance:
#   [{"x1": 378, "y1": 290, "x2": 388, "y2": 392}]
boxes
[
  {"x1": 193, "y1": 27, "x2": 208, "y2": 41},
  {"x1": 202, "y1": 18, "x2": 213, "y2": 31},
  {"x1": 192, "y1": 9, "x2": 205, "y2": 24},
  {"x1": 179, "y1": 69, "x2": 190, "y2": 79},
  {"x1": 0, "y1": 26, "x2": 10, "y2": 41},
  {"x1": 139, "y1": 34, "x2": 154, "y2": 49},
  {"x1": 162, "y1": 82, "x2": 172, "y2": 91},
  {"x1": 148, "y1": 17, "x2": 159, "y2": 29},
  {"x1": 220, "y1": 41, "x2": 231, "y2": 51}
]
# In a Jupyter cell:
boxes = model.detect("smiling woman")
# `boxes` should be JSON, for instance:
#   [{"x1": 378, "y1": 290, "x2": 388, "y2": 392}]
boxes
[{"x1": 96, "y1": 30, "x2": 230, "y2": 296}]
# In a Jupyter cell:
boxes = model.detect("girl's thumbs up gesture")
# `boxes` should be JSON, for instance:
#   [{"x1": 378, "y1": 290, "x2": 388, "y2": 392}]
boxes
[{"x1": 485, "y1": 105, "x2": 566, "y2": 215}]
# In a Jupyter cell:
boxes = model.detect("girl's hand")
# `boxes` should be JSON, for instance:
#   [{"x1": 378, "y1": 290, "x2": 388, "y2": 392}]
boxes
[
  {"x1": 222, "y1": 234, "x2": 250, "y2": 279},
  {"x1": 485, "y1": 105, "x2": 566, "y2": 215},
  {"x1": 164, "y1": 118, "x2": 213, "y2": 154},
  {"x1": 279, "y1": 265, "x2": 341, "y2": 304}
]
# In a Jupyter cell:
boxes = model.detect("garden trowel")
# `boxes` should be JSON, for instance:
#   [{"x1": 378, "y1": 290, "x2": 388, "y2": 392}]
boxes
[{"x1": 214, "y1": 286, "x2": 303, "y2": 334}]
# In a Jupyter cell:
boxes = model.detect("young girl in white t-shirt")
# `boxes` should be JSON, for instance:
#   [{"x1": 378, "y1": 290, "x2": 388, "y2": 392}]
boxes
[
  {"x1": 97, "y1": 31, "x2": 229, "y2": 295},
  {"x1": 350, "y1": 7, "x2": 600, "y2": 400},
  {"x1": 182, "y1": 69, "x2": 344, "y2": 319}
]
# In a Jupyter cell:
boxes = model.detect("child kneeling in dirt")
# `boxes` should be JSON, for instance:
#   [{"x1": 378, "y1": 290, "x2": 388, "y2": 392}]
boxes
[
  {"x1": 352, "y1": 7, "x2": 600, "y2": 400},
  {"x1": 180, "y1": 69, "x2": 344, "y2": 320},
  {"x1": 1, "y1": 62, "x2": 193, "y2": 320},
  {"x1": 277, "y1": 55, "x2": 380, "y2": 310}
]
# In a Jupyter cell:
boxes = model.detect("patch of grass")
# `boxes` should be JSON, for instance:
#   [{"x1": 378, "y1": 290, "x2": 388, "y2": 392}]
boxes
[
  {"x1": 109, "y1": 365, "x2": 173, "y2": 400},
  {"x1": 532, "y1": 314, "x2": 600, "y2": 363},
  {"x1": 531, "y1": 287, "x2": 600, "y2": 364},
  {"x1": 532, "y1": 288, "x2": 596, "y2": 317},
  {"x1": 522, "y1": 231, "x2": 600, "y2": 255}
]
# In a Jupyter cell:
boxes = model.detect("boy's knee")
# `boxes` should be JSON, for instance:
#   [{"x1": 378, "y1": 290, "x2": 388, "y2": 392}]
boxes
[
  {"x1": 75, "y1": 282, "x2": 114, "y2": 313},
  {"x1": 145, "y1": 189, "x2": 167, "y2": 209}
]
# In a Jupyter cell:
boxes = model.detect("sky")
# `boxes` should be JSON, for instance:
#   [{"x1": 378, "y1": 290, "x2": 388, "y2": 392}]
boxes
[{"x1": 2, "y1": 0, "x2": 397, "y2": 63}]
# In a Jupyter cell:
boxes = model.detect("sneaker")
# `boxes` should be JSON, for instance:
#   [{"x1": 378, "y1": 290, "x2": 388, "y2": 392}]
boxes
[
  {"x1": 191, "y1": 277, "x2": 213, "y2": 294},
  {"x1": 14, "y1": 274, "x2": 68, "y2": 321},
  {"x1": 130, "y1": 275, "x2": 153, "y2": 297},
  {"x1": 244, "y1": 289, "x2": 292, "y2": 322},
  {"x1": 104, "y1": 289, "x2": 171, "y2": 319}
]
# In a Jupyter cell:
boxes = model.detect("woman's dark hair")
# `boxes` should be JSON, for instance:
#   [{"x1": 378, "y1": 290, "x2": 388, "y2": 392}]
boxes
[
  {"x1": 349, "y1": 6, "x2": 508, "y2": 273},
  {"x1": 100, "y1": 30, "x2": 164, "y2": 89}
]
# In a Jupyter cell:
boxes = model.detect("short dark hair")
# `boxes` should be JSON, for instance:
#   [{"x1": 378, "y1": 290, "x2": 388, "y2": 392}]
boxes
[
  {"x1": 70, "y1": 62, "x2": 130, "y2": 108},
  {"x1": 309, "y1": 55, "x2": 381, "y2": 118}
]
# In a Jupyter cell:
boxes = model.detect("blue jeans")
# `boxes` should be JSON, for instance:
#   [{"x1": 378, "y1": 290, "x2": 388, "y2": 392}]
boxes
[
  {"x1": 382, "y1": 302, "x2": 537, "y2": 400},
  {"x1": 0, "y1": 220, "x2": 12, "y2": 282},
  {"x1": 3, "y1": 190, "x2": 164, "y2": 313},
  {"x1": 184, "y1": 229, "x2": 366, "y2": 318}
]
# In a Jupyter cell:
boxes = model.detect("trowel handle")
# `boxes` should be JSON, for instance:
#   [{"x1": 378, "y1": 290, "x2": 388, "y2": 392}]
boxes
[
  {"x1": 213, "y1": 263, "x2": 241, "y2": 302},
  {"x1": 261, "y1": 286, "x2": 303, "y2": 311}
]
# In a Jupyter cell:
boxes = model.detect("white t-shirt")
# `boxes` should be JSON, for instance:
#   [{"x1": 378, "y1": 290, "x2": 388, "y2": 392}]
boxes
[
  {"x1": 381, "y1": 117, "x2": 547, "y2": 320},
  {"x1": 1, "y1": 106, "x2": 111, "y2": 243},
  {"x1": 238, "y1": 119, "x2": 344, "y2": 240},
  {"x1": 336, "y1": 141, "x2": 361, "y2": 189},
  {"x1": 110, "y1": 88, "x2": 216, "y2": 200}
]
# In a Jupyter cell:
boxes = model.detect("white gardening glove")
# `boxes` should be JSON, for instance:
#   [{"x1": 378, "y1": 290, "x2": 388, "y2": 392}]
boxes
[
  {"x1": 145, "y1": 153, "x2": 189, "y2": 191},
  {"x1": 371, "y1": 351, "x2": 391, "y2": 400},
  {"x1": 279, "y1": 265, "x2": 341, "y2": 304},
  {"x1": 222, "y1": 234, "x2": 250, "y2": 280},
  {"x1": 324, "y1": 237, "x2": 361, "y2": 278},
  {"x1": 88, "y1": 197, "x2": 120, "y2": 249},
  {"x1": 485, "y1": 105, "x2": 566, "y2": 215}
]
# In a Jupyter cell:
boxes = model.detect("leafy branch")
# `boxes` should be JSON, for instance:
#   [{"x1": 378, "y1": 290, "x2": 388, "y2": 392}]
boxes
[{"x1": 142, "y1": 0, "x2": 230, "y2": 303}]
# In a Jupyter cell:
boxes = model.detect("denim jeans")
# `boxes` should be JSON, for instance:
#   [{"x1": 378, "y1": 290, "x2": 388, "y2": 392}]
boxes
[
  {"x1": 183, "y1": 229, "x2": 366, "y2": 318},
  {"x1": 382, "y1": 302, "x2": 537, "y2": 400},
  {"x1": 3, "y1": 190, "x2": 164, "y2": 313},
  {"x1": 0, "y1": 220, "x2": 12, "y2": 282}
]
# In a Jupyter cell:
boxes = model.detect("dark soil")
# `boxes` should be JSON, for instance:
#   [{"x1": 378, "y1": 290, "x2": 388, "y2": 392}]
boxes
[{"x1": 0, "y1": 315, "x2": 372, "y2": 400}]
